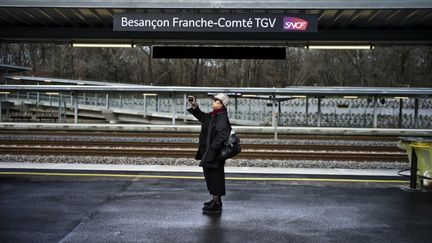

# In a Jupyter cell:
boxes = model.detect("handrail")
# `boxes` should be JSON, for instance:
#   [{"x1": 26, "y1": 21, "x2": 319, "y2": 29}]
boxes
[{"x1": 1, "y1": 85, "x2": 432, "y2": 96}]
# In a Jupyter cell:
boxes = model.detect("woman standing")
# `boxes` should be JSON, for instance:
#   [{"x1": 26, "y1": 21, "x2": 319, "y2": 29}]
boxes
[{"x1": 187, "y1": 93, "x2": 231, "y2": 213}]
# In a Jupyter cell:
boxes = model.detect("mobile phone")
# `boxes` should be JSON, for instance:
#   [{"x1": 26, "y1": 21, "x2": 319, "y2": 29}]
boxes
[{"x1": 187, "y1": 96, "x2": 195, "y2": 102}]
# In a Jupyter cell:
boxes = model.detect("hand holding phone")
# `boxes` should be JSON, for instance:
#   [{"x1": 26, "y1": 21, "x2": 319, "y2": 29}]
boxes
[{"x1": 187, "y1": 96, "x2": 197, "y2": 108}]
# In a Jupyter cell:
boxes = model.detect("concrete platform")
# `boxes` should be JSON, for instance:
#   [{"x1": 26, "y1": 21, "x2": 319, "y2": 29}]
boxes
[
  {"x1": 1, "y1": 122, "x2": 431, "y2": 136},
  {"x1": 0, "y1": 169, "x2": 430, "y2": 242}
]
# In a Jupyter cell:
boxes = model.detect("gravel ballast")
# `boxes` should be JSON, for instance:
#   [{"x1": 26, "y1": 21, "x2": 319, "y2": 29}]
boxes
[{"x1": 0, "y1": 134, "x2": 408, "y2": 170}]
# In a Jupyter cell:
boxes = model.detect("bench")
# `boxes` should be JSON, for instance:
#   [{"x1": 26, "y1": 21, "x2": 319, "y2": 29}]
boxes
[
  {"x1": 10, "y1": 112, "x2": 32, "y2": 122},
  {"x1": 36, "y1": 112, "x2": 58, "y2": 122}
]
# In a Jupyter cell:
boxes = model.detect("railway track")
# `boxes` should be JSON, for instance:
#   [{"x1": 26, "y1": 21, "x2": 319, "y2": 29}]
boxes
[{"x1": 0, "y1": 140, "x2": 407, "y2": 162}]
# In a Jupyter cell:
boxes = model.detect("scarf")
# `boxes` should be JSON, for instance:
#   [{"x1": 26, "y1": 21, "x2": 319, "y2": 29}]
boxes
[{"x1": 210, "y1": 107, "x2": 226, "y2": 117}]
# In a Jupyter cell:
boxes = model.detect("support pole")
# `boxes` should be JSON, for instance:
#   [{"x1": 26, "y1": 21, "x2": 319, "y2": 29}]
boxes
[
  {"x1": 63, "y1": 100, "x2": 67, "y2": 123},
  {"x1": 58, "y1": 93, "x2": 62, "y2": 123},
  {"x1": 272, "y1": 96, "x2": 278, "y2": 140},
  {"x1": 410, "y1": 148, "x2": 418, "y2": 189},
  {"x1": 373, "y1": 97, "x2": 378, "y2": 128},
  {"x1": 317, "y1": 97, "x2": 321, "y2": 127},
  {"x1": 143, "y1": 94, "x2": 147, "y2": 117},
  {"x1": 183, "y1": 93, "x2": 187, "y2": 123},
  {"x1": 171, "y1": 93, "x2": 176, "y2": 125},
  {"x1": 73, "y1": 93, "x2": 78, "y2": 124},
  {"x1": 106, "y1": 93, "x2": 109, "y2": 109},
  {"x1": 414, "y1": 98, "x2": 419, "y2": 128},
  {"x1": 305, "y1": 97, "x2": 309, "y2": 126},
  {"x1": 36, "y1": 92, "x2": 40, "y2": 114},
  {"x1": 398, "y1": 98, "x2": 403, "y2": 128},
  {"x1": 278, "y1": 100, "x2": 281, "y2": 126},
  {"x1": 235, "y1": 97, "x2": 238, "y2": 119},
  {"x1": 49, "y1": 95, "x2": 53, "y2": 114}
]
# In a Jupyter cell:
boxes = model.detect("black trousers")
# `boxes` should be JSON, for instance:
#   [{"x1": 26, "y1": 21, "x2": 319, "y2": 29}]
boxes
[{"x1": 203, "y1": 163, "x2": 226, "y2": 196}]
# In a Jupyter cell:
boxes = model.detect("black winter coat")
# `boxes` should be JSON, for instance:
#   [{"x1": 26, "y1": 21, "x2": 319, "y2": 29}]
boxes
[{"x1": 188, "y1": 106, "x2": 231, "y2": 168}]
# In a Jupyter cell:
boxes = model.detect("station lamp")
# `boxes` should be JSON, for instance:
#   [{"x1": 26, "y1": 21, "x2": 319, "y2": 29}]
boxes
[
  {"x1": 242, "y1": 94, "x2": 257, "y2": 98},
  {"x1": 305, "y1": 44, "x2": 374, "y2": 50},
  {"x1": 71, "y1": 43, "x2": 135, "y2": 48}
]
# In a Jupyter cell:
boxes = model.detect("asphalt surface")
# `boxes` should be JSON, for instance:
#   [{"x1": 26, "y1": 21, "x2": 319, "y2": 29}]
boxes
[{"x1": 0, "y1": 171, "x2": 431, "y2": 243}]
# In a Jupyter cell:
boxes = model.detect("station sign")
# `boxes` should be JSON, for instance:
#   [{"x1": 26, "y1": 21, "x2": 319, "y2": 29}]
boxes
[{"x1": 113, "y1": 13, "x2": 317, "y2": 33}]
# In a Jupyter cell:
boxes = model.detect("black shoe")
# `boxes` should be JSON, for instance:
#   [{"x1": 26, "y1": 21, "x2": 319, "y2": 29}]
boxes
[
  {"x1": 202, "y1": 201, "x2": 222, "y2": 213},
  {"x1": 204, "y1": 199, "x2": 213, "y2": 207},
  {"x1": 203, "y1": 199, "x2": 223, "y2": 207}
]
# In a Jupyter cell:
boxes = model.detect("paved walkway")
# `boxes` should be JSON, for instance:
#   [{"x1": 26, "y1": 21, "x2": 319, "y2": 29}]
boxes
[{"x1": 0, "y1": 168, "x2": 431, "y2": 243}]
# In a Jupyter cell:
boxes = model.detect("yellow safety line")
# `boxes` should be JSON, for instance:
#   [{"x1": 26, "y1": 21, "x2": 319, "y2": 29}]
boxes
[{"x1": 0, "y1": 171, "x2": 408, "y2": 183}]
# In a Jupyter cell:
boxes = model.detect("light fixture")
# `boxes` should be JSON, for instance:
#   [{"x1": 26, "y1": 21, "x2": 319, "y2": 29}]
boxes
[
  {"x1": 292, "y1": 95, "x2": 307, "y2": 98},
  {"x1": 77, "y1": 82, "x2": 85, "y2": 85},
  {"x1": 305, "y1": 45, "x2": 374, "y2": 50},
  {"x1": 143, "y1": 93, "x2": 158, "y2": 96},
  {"x1": 45, "y1": 92, "x2": 60, "y2": 96},
  {"x1": 242, "y1": 94, "x2": 257, "y2": 98},
  {"x1": 394, "y1": 96, "x2": 409, "y2": 100},
  {"x1": 71, "y1": 43, "x2": 135, "y2": 48},
  {"x1": 0, "y1": 92, "x2": 11, "y2": 95},
  {"x1": 44, "y1": 80, "x2": 52, "y2": 83},
  {"x1": 12, "y1": 77, "x2": 20, "y2": 80},
  {"x1": 343, "y1": 96, "x2": 359, "y2": 99}
]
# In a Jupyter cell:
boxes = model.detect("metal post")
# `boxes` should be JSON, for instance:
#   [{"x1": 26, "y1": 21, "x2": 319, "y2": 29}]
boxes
[
  {"x1": 373, "y1": 97, "x2": 378, "y2": 128},
  {"x1": 94, "y1": 93, "x2": 97, "y2": 106},
  {"x1": 83, "y1": 93, "x2": 86, "y2": 105},
  {"x1": 278, "y1": 101, "x2": 281, "y2": 126},
  {"x1": 49, "y1": 95, "x2": 53, "y2": 113},
  {"x1": 73, "y1": 93, "x2": 78, "y2": 124},
  {"x1": 120, "y1": 94, "x2": 123, "y2": 109},
  {"x1": 0, "y1": 101, "x2": 2, "y2": 122},
  {"x1": 317, "y1": 97, "x2": 321, "y2": 127},
  {"x1": 63, "y1": 100, "x2": 67, "y2": 123},
  {"x1": 36, "y1": 92, "x2": 39, "y2": 114},
  {"x1": 143, "y1": 94, "x2": 147, "y2": 117},
  {"x1": 171, "y1": 93, "x2": 176, "y2": 125},
  {"x1": 235, "y1": 97, "x2": 238, "y2": 119},
  {"x1": 410, "y1": 148, "x2": 418, "y2": 189},
  {"x1": 272, "y1": 96, "x2": 277, "y2": 140},
  {"x1": 305, "y1": 97, "x2": 309, "y2": 126},
  {"x1": 183, "y1": 93, "x2": 187, "y2": 122},
  {"x1": 58, "y1": 93, "x2": 62, "y2": 123},
  {"x1": 414, "y1": 98, "x2": 419, "y2": 128},
  {"x1": 399, "y1": 98, "x2": 403, "y2": 128},
  {"x1": 106, "y1": 93, "x2": 109, "y2": 109}
]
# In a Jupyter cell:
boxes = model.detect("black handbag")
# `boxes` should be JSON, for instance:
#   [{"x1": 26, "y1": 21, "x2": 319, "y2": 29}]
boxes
[{"x1": 219, "y1": 130, "x2": 241, "y2": 160}]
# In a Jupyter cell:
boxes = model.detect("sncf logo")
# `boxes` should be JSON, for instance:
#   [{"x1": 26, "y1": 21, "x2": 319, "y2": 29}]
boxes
[{"x1": 283, "y1": 17, "x2": 308, "y2": 31}]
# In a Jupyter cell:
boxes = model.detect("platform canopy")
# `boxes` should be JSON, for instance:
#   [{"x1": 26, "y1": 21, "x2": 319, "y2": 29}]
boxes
[{"x1": 0, "y1": 0, "x2": 432, "y2": 46}]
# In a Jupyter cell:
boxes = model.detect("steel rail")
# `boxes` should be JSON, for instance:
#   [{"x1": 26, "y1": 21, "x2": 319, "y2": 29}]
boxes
[
  {"x1": 0, "y1": 141, "x2": 401, "y2": 152},
  {"x1": 0, "y1": 146, "x2": 407, "y2": 161}
]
